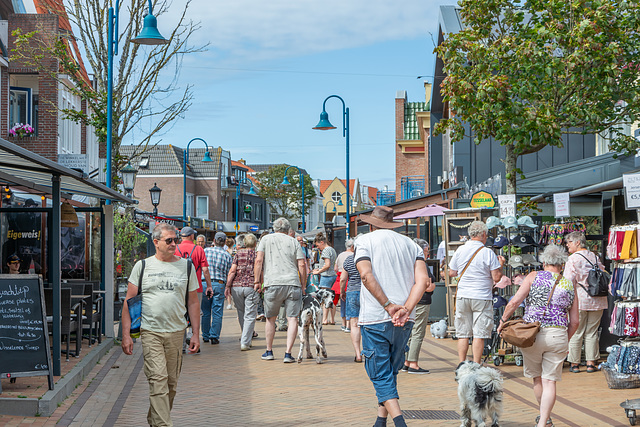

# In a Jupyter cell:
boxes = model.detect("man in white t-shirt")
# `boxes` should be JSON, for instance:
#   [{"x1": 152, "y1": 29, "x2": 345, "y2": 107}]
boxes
[
  {"x1": 448, "y1": 220, "x2": 505, "y2": 364},
  {"x1": 355, "y1": 206, "x2": 429, "y2": 427},
  {"x1": 121, "y1": 223, "x2": 200, "y2": 427}
]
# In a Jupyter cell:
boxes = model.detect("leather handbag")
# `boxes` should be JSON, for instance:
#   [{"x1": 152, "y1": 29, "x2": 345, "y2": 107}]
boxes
[{"x1": 500, "y1": 274, "x2": 562, "y2": 348}]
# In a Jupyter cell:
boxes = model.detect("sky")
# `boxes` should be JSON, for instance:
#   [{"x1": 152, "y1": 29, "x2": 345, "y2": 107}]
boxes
[{"x1": 122, "y1": 0, "x2": 458, "y2": 191}]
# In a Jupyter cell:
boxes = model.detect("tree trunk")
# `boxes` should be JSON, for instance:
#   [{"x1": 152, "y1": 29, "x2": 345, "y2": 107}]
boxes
[{"x1": 505, "y1": 144, "x2": 517, "y2": 195}]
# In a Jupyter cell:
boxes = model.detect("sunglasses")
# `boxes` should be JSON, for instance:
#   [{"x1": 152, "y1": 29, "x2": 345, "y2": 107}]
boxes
[
  {"x1": 9, "y1": 260, "x2": 19, "y2": 264},
  {"x1": 158, "y1": 237, "x2": 181, "y2": 245}
]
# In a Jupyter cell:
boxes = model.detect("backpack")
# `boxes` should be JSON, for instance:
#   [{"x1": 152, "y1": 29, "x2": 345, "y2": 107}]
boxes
[{"x1": 577, "y1": 253, "x2": 610, "y2": 297}]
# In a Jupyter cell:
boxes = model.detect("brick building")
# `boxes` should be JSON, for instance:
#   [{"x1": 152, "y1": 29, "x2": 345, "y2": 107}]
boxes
[{"x1": 4, "y1": 0, "x2": 100, "y2": 179}]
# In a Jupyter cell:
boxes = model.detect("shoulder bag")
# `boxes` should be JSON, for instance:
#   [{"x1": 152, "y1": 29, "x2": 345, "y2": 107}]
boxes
[
  {"x1": 451, "y1": 245, "x2": 485, "y2": 286},
  {"x1": 577, "y1": 252, "x2": 610, "y2": 297},
  {"x1": 126, "y1": 259, "x2": 145, "y2": 339},
  {"x1": 500, "y1": 273, "x2": 562, "y2": 348}
]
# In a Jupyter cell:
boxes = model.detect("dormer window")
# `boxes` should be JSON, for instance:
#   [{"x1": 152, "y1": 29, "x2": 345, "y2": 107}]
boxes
[{"x1": 139, "y1": 157, "x2": 150, "y2": 168}]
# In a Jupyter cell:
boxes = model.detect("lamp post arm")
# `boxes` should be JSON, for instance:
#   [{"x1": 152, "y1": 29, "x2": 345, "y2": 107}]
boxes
[
  {"x1": 183, "y1": 137, "x2": 210, "y2": 222},
  {"x1": 146, "y1": 0, "x2": 154, "y2": 14}
]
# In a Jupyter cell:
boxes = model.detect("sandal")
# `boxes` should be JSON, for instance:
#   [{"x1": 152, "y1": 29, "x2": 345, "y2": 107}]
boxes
[
  {"x1": 354, "y1": 356, "x2": 362, "y2": 363},
  {"x1": 586, "y1": 365, "x2": 597, "y2": 373},
  {"x1": 569, "y1": 365, "x2": 580, "y2": 373},
  {"x1": 535, "y1": 415, "x2": 554, "y2": 426}
]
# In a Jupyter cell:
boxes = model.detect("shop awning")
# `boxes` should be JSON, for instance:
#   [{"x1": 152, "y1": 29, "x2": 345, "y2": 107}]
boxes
[{"x1": 0, "y1": 137, "x2": 132, "y2": 203}]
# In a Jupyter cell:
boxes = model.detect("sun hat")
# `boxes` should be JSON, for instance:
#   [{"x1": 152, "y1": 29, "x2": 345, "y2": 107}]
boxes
[
  {"x1": 180, "y1": 226, "x2": 197, "y2": 237},
  {"x1": 486, "y1": 216, "x2": 502, "y2": 230},
  {"x1": 517, "y1": 215, "x2": 538, "y2": 228},
  {"x1": 494, "y1": 275, "x2": 511, "y2": 289},
  {"x1": 511, "y1": 234, "x2": 538, "y2": 248},
  {"x1": 492, "y1": 235, "x2": 510, "y2": 248},
  {"x1": 502, "y1": 216, "x2": 517, "y2": 229},
  {"x1": 359, "y1": 206, "x2": 403, "y2": 229}
]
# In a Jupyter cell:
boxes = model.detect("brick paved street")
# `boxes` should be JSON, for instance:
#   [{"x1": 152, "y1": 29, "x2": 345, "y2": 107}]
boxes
[{"x1": 0, "y1": 307, "x2": 636, "y2": 426}]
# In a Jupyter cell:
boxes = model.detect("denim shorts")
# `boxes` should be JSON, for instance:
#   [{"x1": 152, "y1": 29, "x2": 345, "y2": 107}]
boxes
[
  {"x1": 360, "y1": 320, "x2": 413, "y2": 404},
  {"x1": 346, "y1": 291, "x2": 360, "y2": 318},
  {"x1": 319, "y1": 275, "x2": 336, "y2": 289}
]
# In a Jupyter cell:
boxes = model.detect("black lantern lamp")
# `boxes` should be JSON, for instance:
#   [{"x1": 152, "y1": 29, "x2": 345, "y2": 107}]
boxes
[
  {"x1": 121, "y1": 162, "x2": 138, "y2": 198},
  {"x1": 149, "y1": 183, "x2": 162, "y2": 217}
]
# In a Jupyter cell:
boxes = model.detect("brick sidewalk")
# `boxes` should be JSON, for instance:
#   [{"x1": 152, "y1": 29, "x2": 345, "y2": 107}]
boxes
[{"x1": 1, "y1": 308, "x2": 635, "y2": 426}]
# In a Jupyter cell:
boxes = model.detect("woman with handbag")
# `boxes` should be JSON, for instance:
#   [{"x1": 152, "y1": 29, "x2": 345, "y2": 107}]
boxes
[
  {"x1": 563, "y1": 231, "x2": 607, "y2": 373},
  {"x1": 497, "y1": 245, "x2": 579, "y2": 427}
]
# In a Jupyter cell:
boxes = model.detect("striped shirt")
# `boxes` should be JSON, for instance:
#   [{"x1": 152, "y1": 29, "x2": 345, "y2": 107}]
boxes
[
  {"x1": 343, "y1": 254, "x2": 361, "y2": 292},
  {"x1": 205, "y1": 246, "x2": 232, "y2": 283}
]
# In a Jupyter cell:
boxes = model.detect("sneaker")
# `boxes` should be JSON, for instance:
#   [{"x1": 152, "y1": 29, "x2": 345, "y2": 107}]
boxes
[
  {"x1": 343, "y1": 328, "x2": 351, "y2": 333},
  {"x1": 256, "y1": 314, "x2": 265, "y2": 321},
  {"x1": 340, "y1": 326, "x2": 346, "y2": 332},
  {"x1": 261, "y1": 350, "x2": 274, "y2": 360},
  {"x1": 283, "y1": 353, "x2": 295, "y2": 363},
  {"x1": 407, "y1": 367, "x2": 430, "y2": 374},
  {"x1": 240, "y1": 344, "x2": 251, "y2": 351},
  {"x1": 203, "y1": 338, "x2": 209, "y2": 343},
  {"x1": 210, "y1": 338, "x2": 220, "y2": 345},
  {"x1": 226, "y1": 304, "x2": 233, "y2": 310}
]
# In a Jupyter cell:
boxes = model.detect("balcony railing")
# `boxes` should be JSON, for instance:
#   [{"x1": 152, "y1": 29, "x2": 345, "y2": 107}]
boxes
[
  {"x1": 400, "y1": 176, "x2": 425, "y2": 200},
  {"x1": 376, "y1": 190, "x2": 395, "y2": 206}
]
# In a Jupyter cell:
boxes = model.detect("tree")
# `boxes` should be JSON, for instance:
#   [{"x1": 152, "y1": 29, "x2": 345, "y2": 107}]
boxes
[
  {"x1": 114, "y1": 210, "x2": 147, "y2": 279},
  {"x1": 12, "y1": 0, "x2": 207, "y2": 185},
  {"x1": 434, "y1": 0, "x2": 640, "y2": 194},
  {"x1": 255, "y1": 165, "x2": 316, "y2": 222}
]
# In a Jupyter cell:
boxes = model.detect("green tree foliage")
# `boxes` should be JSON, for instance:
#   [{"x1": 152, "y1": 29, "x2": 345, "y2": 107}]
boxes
[
  {"x1": 434, "y1": 0, "x2": 640, "y2": 193},
  {"x1": 12, "y1": 0, "x2": 206, "y2": 187},
  {"x1": 114, "y1": 211, "x2": 147, "y2": 279},
  {"x1": 255, "y1": 165, "x2": 316, "y2": 221}
]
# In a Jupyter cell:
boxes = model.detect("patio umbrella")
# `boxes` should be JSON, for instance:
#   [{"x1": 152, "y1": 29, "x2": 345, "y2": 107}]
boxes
[{"x1": 393, "y1": 204, "x2": 449, "y2": 219}]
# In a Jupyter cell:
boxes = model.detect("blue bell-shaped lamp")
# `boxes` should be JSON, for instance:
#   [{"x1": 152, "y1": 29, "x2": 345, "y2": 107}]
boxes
[
  {"x1": 313, "y1": 111, "x2": 336, "y2": 130},
  {"x1": 202, "y1": 151, "x2": 213, "y2": 162},
  {"x1": 132, "y1": 13, "x2": 169, "y2": 45}
]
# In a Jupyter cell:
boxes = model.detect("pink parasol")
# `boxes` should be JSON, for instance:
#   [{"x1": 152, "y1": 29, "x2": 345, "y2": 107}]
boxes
[{"x1": 393, "y1": 204, "x2": 449, "y2": 220}]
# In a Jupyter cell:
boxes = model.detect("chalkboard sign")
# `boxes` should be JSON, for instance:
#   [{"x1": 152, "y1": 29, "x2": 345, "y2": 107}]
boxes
[
  {"x1": 447, "y1": 217, "x2": 476, "y2": 243},
  {"x1": 0, "y1": 274, "x2": 53, "y2": 393}
]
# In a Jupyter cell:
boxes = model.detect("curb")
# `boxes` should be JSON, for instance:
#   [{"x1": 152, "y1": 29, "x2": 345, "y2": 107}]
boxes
[{"x1": 0, "y1": 338, "x2": 115, "y2": 417}]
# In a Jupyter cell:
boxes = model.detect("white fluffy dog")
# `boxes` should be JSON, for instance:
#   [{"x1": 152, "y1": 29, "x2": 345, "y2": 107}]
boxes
[{"x1": 454, "y1": 361, "x2": 503, "y2": 427}]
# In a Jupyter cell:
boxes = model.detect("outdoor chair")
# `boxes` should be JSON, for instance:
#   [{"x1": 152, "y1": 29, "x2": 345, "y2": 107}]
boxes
[{"x1": 44, "y1": 287, "x2": 83, "y2": 361}]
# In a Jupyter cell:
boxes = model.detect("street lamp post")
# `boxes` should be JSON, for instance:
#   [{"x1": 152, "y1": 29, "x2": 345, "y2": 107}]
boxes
[
  {"x1": 106, "y1": 0, "x2": 168, "y2": 199},
  {"x1": 235, "y1": 177, "x2": 256, "y2": 236},
  {"x1": 120, "y1": 162, "x2": 138, "y2": 198},
  {"x1": 183, "y1": 138, "x2": 213, "y2": 222},
  {"x1": 281, "y1": 165, "x2": 305, "y2": 233},
  {"x1": 149, "y1": 183, "x2": 162, "y2": 217},
  {"x1": 313, "y1": 95, "x2": 350, "y2": 237},
  {"x1": 324, "y1": 201, "x2": 337, "y2": 222}
]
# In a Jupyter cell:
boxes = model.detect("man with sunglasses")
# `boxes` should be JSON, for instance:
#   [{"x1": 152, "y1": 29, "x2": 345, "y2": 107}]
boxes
[{"x1": 121, "y1": 223, "x2": 200, "y2": 427}]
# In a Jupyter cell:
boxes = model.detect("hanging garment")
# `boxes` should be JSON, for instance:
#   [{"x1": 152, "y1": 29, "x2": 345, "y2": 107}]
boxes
[
  {"x1": 620, "y1": 230, "x2": 637, "y2": 260},
  {"x1": 607, "y1": 230, "x2": 618, "y2": 261},
  {"x1": 624, "y1": 305, "x2": 639, "y2": 337}
]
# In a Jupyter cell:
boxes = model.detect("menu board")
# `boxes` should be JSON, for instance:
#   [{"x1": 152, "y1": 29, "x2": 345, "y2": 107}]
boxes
[{"x1": 0, "y1": 275, "x2": 53, "y2": 392}]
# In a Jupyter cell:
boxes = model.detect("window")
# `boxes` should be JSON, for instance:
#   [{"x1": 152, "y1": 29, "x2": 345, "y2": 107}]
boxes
[
  {"x1": 331, "y1": 191, "x2": 342, "y2": 203},
  {"x1": 221, "y1": 161, "x2": 229, "y2": 188},
  {"x1": 254, "y1": 203, "x2": 262, "y2": 221},
  {"x1": 196, "y1": 196, "x2": 208, "y2": 218},
  {"x1": 59, "y1": 86, "x2": 81, "y2": 153},
  {"x1": 186, "y1": 194, "x2": 194, "y2": 217},
  {"x1": 10, "y1": 87, "x2": 32, "y2": 128},
  {"x1": 139, "y1": 157, "x2": 149, "y2": 168}
]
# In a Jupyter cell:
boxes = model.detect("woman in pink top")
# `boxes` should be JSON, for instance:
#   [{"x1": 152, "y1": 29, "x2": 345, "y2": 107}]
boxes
[{"x1": 563, "y1": 231, "x2": 607, "y2": 373}]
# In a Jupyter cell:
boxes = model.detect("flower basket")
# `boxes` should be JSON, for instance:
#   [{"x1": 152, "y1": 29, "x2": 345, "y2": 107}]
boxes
[{"x1": 8, "y1": 123, "x2": 35, "y2": 138}]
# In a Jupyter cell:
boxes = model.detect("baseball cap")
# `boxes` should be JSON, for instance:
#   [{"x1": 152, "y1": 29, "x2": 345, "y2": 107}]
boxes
[
  {"x1": 7, "y1": 254, "x2": 20, "y2": 263},
  {"x1": 493, "y1": 294, "x2": 508, "y2": 309},
  {"x1": 511, "y1": 234, "x2": 538, "y2": 248},
  {"x1": 215, "y1": 232, "x2": 227, "y2": 241},
  {"x1": 492, "y1": 235, "x2": 510, "y2": 248},
  {"x1": 508, "y1": 255, "x2": 525, "y2": 268},
  {"x1": 486, "y1": 216, "x2": 502, "y2": 230},
  {"x1": 517, "y1": 215, "x2": 538, "y2": 228},
  {"x1": 521, "y1": 253, "x2": 541, "y2": 266},
  {"x1": 180, "y1": 226, "x2": 197, "y2": 237},
  {"x1": 502, "y1": 216, "x2": 517, "y2": 229}
]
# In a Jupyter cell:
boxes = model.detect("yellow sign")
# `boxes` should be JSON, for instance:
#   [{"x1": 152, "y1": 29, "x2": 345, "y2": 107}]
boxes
[{"x1": 470, "y1": 191, "x2": 496, "y2": 208}]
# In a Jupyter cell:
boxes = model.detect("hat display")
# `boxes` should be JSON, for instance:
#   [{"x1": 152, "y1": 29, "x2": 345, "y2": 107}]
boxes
[
  {"x1": 511, "y1": 234, "x2": 538, "y2": 248},
  {"x1": 180, "y1": 226, "x2": 197, "y2": 237},
  {"x1": 521, "y1": 253, "x2": 541, "y2": 266},
  {"x1": 502, "y1": 216, "x2": 517, "y2": 229},
  {"x1": 517, "y1": 216, "x2": 538, "y2": 228},
  {"x1": 486, "y1": 216, "x2": 502, "y2": 230},
  {"x1": 215, "y1": 232, "x2": 227, "y2": 241},
  {"x1": 508, "y1": 255, "x2": 525, "y2": 268},
  {"x1": 492, "y1": 235, "x2": 510, "y2": 248},
  {"x1": 493, "y1": 294, "x2": 508, "y2": 309},
  {"x1": 359, "y1": 206, "x2": 403, "y2": 229}
]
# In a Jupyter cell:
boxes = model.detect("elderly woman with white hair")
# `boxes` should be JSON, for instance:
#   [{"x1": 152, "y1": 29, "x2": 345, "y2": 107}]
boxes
[{"x1": 498, "y1": 245, "x2": 579, "y2": 427}]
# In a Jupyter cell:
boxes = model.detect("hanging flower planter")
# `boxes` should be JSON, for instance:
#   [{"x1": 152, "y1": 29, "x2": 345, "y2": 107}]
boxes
[{"x1": 8, "y1": 123, "x2": 35, "y2": 138}]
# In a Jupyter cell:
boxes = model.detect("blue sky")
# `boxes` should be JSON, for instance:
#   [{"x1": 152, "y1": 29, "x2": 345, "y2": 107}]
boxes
[{"x1": 123, "y1": 0, "x2": 457, "y2": 191}]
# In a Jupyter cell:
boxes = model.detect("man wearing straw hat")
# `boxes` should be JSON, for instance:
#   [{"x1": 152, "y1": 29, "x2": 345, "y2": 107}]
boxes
[{"x1": 354, "y1": 206, "x2": 429, "y2": 427}]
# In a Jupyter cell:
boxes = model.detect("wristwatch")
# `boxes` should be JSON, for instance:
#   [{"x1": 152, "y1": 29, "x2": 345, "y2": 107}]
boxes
[{"x1": 383, "y1": 300, "x2": 391, "y2": 309}]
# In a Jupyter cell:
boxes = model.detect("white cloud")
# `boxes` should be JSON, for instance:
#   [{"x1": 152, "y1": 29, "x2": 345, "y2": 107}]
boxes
[{"x1": 170, "y1": 0, "x2": 451, "y2": 63}]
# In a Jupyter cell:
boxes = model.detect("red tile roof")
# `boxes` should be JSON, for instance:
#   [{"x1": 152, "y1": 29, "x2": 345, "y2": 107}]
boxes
[
  {"x1": 319, "y1": 179, "x2": 356, "y2": 196},
  {"x1": 367, "y1": 186, "x2": 379, "y2": 205}
]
